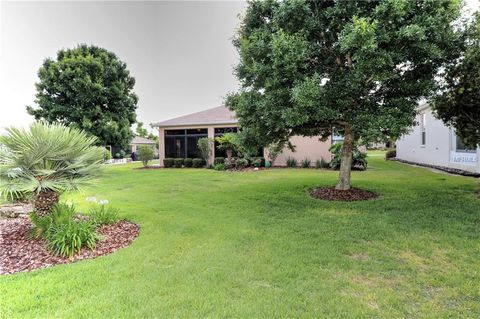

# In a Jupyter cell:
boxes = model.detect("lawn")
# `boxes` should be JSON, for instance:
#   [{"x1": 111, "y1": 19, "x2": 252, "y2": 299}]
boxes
[{"x1": 1, "y1": 156, "x2": 479, "y2": 318}]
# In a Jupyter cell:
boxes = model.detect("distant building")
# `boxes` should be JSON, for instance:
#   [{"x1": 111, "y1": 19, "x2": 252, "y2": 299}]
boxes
[
  {"x1": 151, "y1": 106, "x2": 338, "y2": 166},
  {"x1": 396, "y1": 104, "x2": 480, "y2": 174},
  {"x1": 130, "y1": 136, "x2": 158, "y2": 157}
]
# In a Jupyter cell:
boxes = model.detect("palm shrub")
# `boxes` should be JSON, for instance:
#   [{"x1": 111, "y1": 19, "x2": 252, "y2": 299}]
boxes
[
  {"x1": 215, "y1": 133, "x2": 238, "y2": 161},
  {"x1": 138, "y1": 145, "x2": 154, "y2": 167},
  {"x1": 0, "y1": 122, "x2": 104, "y2": 216},
  {"x1": 301, "y1": 158, "x2": 311, "y2": 168},
  {"x1": 286, "y1": 157, "x2": 297, "y2": 167},
  {"x1": 329, "y1": 143, "x2": 368, "y2": 171}
]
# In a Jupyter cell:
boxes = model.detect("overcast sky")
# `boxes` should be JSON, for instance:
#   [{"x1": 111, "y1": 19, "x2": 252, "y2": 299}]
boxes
[
  {"x1": 0, "y1": 0, "x2": 478, "y2": 135},
  {"x1": 0, "y1": 1, "x2": 246, "y2": 134}
]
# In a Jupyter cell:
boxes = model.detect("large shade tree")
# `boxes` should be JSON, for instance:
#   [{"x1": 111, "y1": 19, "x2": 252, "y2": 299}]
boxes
[
  {"x1": 0, "y1": 122, "x2": 105, "y2": 216},
  {"x1": 432, "y1": 12, "x2": 480, "y2": 148},
  {"x1": 27, "y1": 44, "x2": 138, "y2": 150},
  {"x1": 227, "y1": 0, "x2": 464, "y2": 190}
]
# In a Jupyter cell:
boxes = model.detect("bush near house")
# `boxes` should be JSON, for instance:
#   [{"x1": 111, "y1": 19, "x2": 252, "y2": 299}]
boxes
[
  {"x1": 329, "y1": 143, "x2": 368, "y2": 171},
  {"x1": 385, "y1": 149, "x2": 396, "y2": 160},
  {"x1": 301, "y1": 158, "x2": 311, "y2": 168},
  {"x1": 214, "y1": 157, "x2": 225, "y2": 165},
  {"x1": 138, "y1": 145, "x2": 154, "y2": 167},
  {"x1": 250, "y1": 157, "x2": 265, "y2": 167},
  {"x1": 163, "y1": 158, "x2": 174, "y2": 168},
  {"x1": 174, "y1": 158, "x2": 184, "y2": 168},
  {"x1": 286, "y1": 157, "x2": 297, "y2": 168},
  {"x1": 192, "y1": 158, "x2": 204, "y2": 168},
  {"x1": 214, "y1": 163, "x2": 227, "y2": 171},
  {"x1": 183, "y1": 158, "x2": 193, "y2": 168},
  {"x1": 235, "y1": 158, "x2": 249, "y2": 169}
]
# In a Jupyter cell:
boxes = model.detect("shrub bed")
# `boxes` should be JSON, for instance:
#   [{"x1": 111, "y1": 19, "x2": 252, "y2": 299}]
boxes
[
  {"x1": 174, "y1": 158, "x2": 184, "y2": 168},
  {"x1": 192, "y1": 158, "x2": 204, "y2": 168},
  {"x1": 163, "y1": 158, "x2": 174, "y2": 168},
  {"x1": 183, "y1": 158, "x2": 193, "y2": 168}
]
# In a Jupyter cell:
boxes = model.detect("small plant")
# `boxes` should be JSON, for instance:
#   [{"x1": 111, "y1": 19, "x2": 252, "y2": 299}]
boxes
[
  {"x1": 250, "y1": 157, "x2": 265, "y2": 167},
  {"x1": 163, "y1": 158, "x2": 174, "y2": 168},
  {"x1": 214, "y1": 163, "x2": 226, "y2": 171},
  {"x1": 103, "y1": 149, "x2": 112, "y2": 162},
  {"x1": 45, "y1": 220, "x2": 98, "y2": 257},
  {"x1": 385, "y1": 149, "x2": 396, "y2": 159},
  {"x1": 235, "y1": 158, "x2": 249, "y2": 169},
  {"x1": 174, "y1": 158, "x2": 184, "y2": 168},
  {"x1": 224, "y1": 157, "x2": 235, "y2": 169},
  {"x1": 301, "y1": 158, "x2": 311, "y2": 168},
  {"x1": 138, "y1": 145, "x2": 154, "y2": 167},
  {"x1": 266, "y1": 142, "x2": 284, "y2": 166},
  {"x1": 29, "y1": 203, "x2": 76, "y2": 239},
  {"x1": 183, "y1": 158, "x2": 193, "y2": 168},
  {"x1": 286, "y1": 157, "x2": 297, "y2": 167},
  {"x1": 329, "y1": 143, "x2": 368, "y2": 170},
  {"x1": 89, "y1": 205, "x2": 119, "y2": 227},
  {"x1": 192, "y1": 158, "x2": 204, "y2": 168},
  {"x1": 214, "y1": 157, "x2": 225, "y2": 165},
  {"x1": 197, "y1": 138, "x2": 214, "y2": 165},
  {"x1": 315, "y1": 159, "x2": 322, "y2": 169}
]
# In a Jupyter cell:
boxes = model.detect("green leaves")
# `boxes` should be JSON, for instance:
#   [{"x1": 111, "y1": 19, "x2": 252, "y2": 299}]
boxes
[
  {"x1": 26, "y1": 44, "x2": 138, "y2": 149},
  {"x1": 0, "y1": 122, "x2": 104, "y2": 200}
]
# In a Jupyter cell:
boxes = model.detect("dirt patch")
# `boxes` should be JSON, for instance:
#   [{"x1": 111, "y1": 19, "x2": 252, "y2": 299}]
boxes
[
  {"x1": 310, "y1": 187, "x2": 378, "y2": 201},
  {"x1": 0, "y1": 217, "x2": 139, "y2": 275}
]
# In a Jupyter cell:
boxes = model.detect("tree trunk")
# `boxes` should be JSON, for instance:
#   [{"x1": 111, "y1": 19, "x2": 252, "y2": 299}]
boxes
[
  {"x1": 33, "y1": 190, "x2": 59, "y2": 216},
  {"x1": 226, "y1": 149, "x2": 233, "y2": 160},
  {"x1": 336, "y1": 125, "x2": 354, "y2": 191}
]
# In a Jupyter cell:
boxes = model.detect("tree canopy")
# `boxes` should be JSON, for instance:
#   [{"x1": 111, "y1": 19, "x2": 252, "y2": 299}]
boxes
[
  {"x1": 27, "y1": 44, "x2": 138, "y2": 149},
  {"x1": 432, "y1": 12, "x2": 480, "y2": 148},
  {"x1": 226, "y1": 0, "x2": 464, "y2": 190}
]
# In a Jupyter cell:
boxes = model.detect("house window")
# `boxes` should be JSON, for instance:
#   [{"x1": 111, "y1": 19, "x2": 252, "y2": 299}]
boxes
[
  {"x1": 164, "y1": 129, "x2": 207, "y2": 158},
  {"x1": 420, "y1": 113, "x2": 426, "y2": 146},
  {"x1": 455, "y1": 134, "x2": 476, "y2": 153}
]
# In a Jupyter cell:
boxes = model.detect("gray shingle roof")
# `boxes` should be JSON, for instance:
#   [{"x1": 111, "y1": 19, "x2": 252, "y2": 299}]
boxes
[
  {"x1": 151, "y1": 106, "x2": 237, "y2": 128},
  {"x1": 131, "y1": 136, "x2": 157, "y2": 144}
]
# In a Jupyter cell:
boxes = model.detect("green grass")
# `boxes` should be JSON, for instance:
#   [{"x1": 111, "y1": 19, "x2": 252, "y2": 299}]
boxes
[{"x1": 1, "y1": 157, "x2": 479, "y2": 318}]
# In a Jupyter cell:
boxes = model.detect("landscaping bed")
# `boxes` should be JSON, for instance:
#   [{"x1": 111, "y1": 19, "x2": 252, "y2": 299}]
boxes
[
  {"x1": 310, "y1": 187, "x2": 378, "y2": 201},
  {"x1": 0, "y1": 217, "x2": 139, "y2": 275}
]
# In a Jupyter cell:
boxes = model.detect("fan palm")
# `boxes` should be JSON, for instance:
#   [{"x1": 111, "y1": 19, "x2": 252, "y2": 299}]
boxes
[
  {"x1": 215, "y1": 133, "x2": 238, "y2": 160},
  {"x1": 0, "y1": 122, "x2": 104, "y2": 216}
]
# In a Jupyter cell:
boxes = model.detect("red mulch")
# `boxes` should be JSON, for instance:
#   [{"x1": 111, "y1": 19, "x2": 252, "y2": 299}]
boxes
[
  {"x1": 0, "y1": 218, "x2": 139, "y2": 275},
  {"x1": 310, "y1": 187, "x2": 378, "y2": 201}
]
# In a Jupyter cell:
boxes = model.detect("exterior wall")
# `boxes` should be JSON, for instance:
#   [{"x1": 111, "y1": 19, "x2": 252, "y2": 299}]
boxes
[
  {"x1": 268, "y1": 136, "x2": 332, "y2": 167},
  {"x1": 396, "y1": 106, "x2": 479, "y2": 173}
]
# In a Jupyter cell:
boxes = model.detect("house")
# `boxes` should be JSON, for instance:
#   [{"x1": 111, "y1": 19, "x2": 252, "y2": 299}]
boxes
[
  {"x1": 130, "y1": 136, "x2": 158, "y2": 157},
  {"x1": 151, "y1": 106, "x2": 336, "y2": 166},
  {"x1": 396, "y1": 104, "x2": 480, "y2": 174}
]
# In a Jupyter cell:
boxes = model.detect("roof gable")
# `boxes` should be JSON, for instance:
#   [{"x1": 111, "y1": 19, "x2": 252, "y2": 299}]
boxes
[{"x1": 152, "y1": 106, "x2": 237, "y2": 128}]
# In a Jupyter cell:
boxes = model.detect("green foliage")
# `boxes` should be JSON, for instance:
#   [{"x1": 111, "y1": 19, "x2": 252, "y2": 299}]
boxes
[
  {"x1": 0, "y1": 122, "x2": 104, "y2": 202},
  {"x1": 432, "y1": 13, "x2": 480, "y2": 148},
  {"x1": 329, "y1": 143, "x2": 368, "y2": 171},
  {"x1": 135, "y1": 122, "x2": 148, "y2": 138},
  {"x1": 26, "y1": 44, "x2": 138, "y2": 149},
  {"x1": 173, "y1": 158, "x2": 184, "y2": 168},
  {"x1": 89, "y1": 205, "x2": 119, "y2": 227},
  {"x1": 315, "y1": 158, "x2": 329, "y2": 169},
  {"x1": 235, "y1": 158, "x2": 249, "y2": 169},
  {"x1": 250, "y1": 157, "x2": 265, "y2": 167},
  {"x1": 45, "y1": 219, "x2": 98, "y2": 258},
  {"x1": 183, "y1": 158, "x2": 193, "y2": 168},
  {"x1": 192, "y1": 158, "x2": 204, "y2": 168},
  {"x1": 197, "y1": 138, "x2": 213, "y2": 164},
  {"x1": 213, "y1": 163, "x2": 227, "y2": 171},
  {"x1": 103, "y1": 149, "x2": 112, "y2": 162},
  {"x1": 385, "y1": 149, "x2": 397, "y2": 160},
  {"x1": 215, "y1": 133, "x2": 238, "y2": 153},
  {"x1": 224, "y1": 157, "x2": 235, "y2": 169},
  {"x1": 214, "y1": 157, "x2": 225, "y2": 165},
  {"x1": 138, "y1": 145, "x2": 154, "y2": 167},
  {"x1": 163, "y1": 158, "x2": 174, "y2": 168},
  {"x1": 266, "y1": 142, "x2": 284, "y2": 166},
  {"x1": 301, "y1": 158, "x2": 311, "y2": 168},
  {"x1": 226, "y1": 0, "x2": 464, "y2": 187},
  {"x1": 286, "y1": 157, "x2": 297, "y2": 168}
]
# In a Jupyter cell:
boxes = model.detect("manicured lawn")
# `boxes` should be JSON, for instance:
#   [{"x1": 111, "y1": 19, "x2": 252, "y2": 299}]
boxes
[{"x1": 1, "y1": 156, "x2": 479, "y2": 318}]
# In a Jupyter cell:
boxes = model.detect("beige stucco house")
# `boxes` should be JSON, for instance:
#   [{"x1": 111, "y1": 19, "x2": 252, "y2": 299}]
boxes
[
  {"x1": 152, "y1": 106, "x2": 338, "y2": 167},
  {"x1": 130, "y1": 136, "x2": 158, "y2": 157}
]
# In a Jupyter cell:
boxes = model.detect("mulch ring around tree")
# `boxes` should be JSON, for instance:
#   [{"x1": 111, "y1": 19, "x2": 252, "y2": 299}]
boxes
[
  {"x1": 0, "y1": 217, "x2": 140, "y2": 275},
  {"x1": 310, "y1": 187, "x2": 379, "y2": 201}
]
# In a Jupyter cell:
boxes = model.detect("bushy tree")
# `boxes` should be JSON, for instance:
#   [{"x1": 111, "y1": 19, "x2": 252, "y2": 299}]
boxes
[
  {"x1": 432, "y1": 13, "x2": 480, "y2": 147},
  {"x1": 215, "y1": 133, "x2": 238, "y2": 160},
  {"x1": 227, "y1": 0, "x2": 463, "y2": 190},
  {"x1": 0, "y1": 122, "x2": 104, "y2": 216},
  {"x1": 197, "y1": 137, "x2": 214, "y2": 165},
  {"x1": 138, "y1": 145, "x2": 154, "y2": 167},
  {"x1": 27, "y1": 44, "x2": 138, "y2": 150}
]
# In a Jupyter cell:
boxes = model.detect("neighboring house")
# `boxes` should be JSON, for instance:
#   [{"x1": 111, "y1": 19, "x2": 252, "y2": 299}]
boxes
[
  {"x1": 130, "y1": 136, "x2": 158, "y2": 157},
  {"x1": 151, "y1": 106, "x2": 335, "y2": 166},
  {"x1": 396, "y1": 104, "x2": 480, "y2": 173}
]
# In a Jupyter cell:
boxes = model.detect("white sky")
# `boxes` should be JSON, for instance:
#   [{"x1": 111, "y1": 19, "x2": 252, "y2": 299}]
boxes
[{"x1": 0, "y1": 0, "x2": 478, "y2": 135}]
